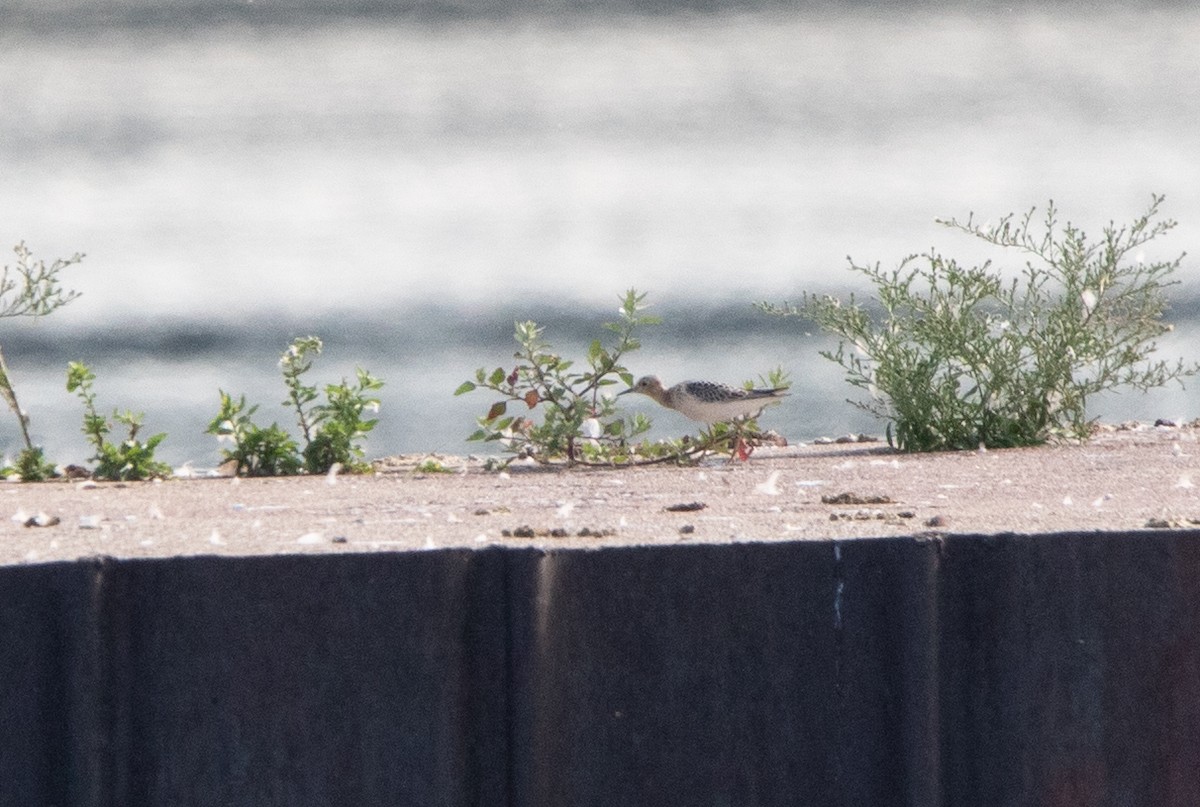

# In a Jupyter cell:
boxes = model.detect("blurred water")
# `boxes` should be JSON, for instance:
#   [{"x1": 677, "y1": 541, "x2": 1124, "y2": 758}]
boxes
[{"x1": 1, "y1": 4, "x2": 1199, "y2": 465}]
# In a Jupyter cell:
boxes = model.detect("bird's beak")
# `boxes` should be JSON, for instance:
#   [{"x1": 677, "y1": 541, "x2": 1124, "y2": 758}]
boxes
[{"x1": 616, "y1": 388, "x2": 633, "y2": 396}]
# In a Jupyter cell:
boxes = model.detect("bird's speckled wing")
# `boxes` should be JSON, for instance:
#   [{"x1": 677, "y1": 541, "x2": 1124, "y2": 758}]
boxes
[
  {"x1": 680, "y1": 381, "x2": 783, "y2": 402},
  {"x1": 667, "y1": 380, "x2": 788, "y2": 423}
]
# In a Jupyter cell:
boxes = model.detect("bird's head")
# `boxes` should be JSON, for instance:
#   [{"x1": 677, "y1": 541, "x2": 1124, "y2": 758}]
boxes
[{"x1": 618, "y1": 375, "x2": 667, "y2": 403}]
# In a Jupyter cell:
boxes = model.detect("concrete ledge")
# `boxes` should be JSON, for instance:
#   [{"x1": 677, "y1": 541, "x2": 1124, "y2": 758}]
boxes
[{"x1": 4, "y1": 532, "x2": 1200, "y2": 806}]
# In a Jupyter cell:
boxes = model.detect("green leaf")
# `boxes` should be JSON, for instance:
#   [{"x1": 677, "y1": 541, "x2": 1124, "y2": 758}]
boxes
[
  {"x1": 454, "y1": 381, "x2": 476, "y2": 396},
  {"x1": 455, "y1": 289, "x2": 683, "y2": 464}
]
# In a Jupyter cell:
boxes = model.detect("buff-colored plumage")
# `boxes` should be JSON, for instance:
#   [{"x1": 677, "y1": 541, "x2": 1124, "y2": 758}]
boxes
[{"x1": 618, "y1": 375, "x2": 787, "y2": 424}]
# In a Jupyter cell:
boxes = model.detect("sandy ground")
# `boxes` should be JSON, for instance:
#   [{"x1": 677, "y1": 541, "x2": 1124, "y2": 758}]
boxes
[{"x1": 4, "y1": 423, "x2": 1200, "y2": 566}]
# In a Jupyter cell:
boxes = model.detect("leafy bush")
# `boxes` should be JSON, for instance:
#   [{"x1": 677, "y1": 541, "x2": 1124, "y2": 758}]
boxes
[
  {"x1": 207, "y1": 392, "x2": 302, "y2": 476},
  {"x1": 208, "y1": 336, "x2": 383, "y2": 475},
  {"x1": 67, "y1": 361, "x2": 171, "y2": 480},
  {"x1": 0, "y1": 241, "x2": 83, "y2": 478},
  {"x1": 760, "y1": 195, "x2": 1197, "y2": 451},
  {"x1": 301, "y1": 367, "x2": 385, "y2": 473},
  {"x1": 456, "y1": 289, "x2": 660, "y2": 466},
  {"x1": 8, "y1": 446, "x2": 56, "y2": 482},
  {"x1": 280, "y1": 335, "x2": 323, "y2": 448}
]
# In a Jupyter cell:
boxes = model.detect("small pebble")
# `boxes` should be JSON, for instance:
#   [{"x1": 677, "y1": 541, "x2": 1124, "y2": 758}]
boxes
[{"x1": 23, "y1": 512, "x2": 61, "y2": 528}]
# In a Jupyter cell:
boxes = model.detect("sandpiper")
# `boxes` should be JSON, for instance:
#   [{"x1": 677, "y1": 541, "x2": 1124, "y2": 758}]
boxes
[{"x1": 618, "y1": 375, "x2": 788, "y2": 424}]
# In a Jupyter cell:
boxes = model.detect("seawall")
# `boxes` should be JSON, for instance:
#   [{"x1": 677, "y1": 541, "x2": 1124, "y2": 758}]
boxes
[{"x1": 4, "y1": 531, "x2": 1199, "y2": 806}]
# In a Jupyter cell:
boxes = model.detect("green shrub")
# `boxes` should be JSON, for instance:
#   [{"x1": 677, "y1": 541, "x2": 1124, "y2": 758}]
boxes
[
  {"x1": 209, "y1": 337, "x2": 384, "y2": 475},
  {"x1": 760, "y1": 195, "x2": 1197, "y2": 451},
  {"x1": 301, "y1": 367, "x2": 384, "y2": 474},
  {"x1": 456, "y1": 289, "x2": 660, "y2": 466},
  {"x1": 11, "y1": 446, "x2": 56, "y2": 482},
  {"x1": 0, "y1": 241, "x2": 83, "y2": 477},
  {"x1": 207, "y1": 392, "x2": 302, "y2": 476},
  {"x1": 67, "y1": 361, "x2": 171, "y2": 480}
]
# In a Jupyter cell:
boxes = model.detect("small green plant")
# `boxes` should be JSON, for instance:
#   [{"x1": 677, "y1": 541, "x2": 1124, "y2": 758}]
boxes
[
  {"x1": 0, "y1": 241, "x2": 83, "y2": 478},
  {"x1": 414, "y1": 457, "x2": 453, "y2": 474},
  {"x1": 456, "y1": 289, "x2": 661, "y2": 466},
  {"x1": 301, "y1": 367, "x2": 385, "y2": 473},
  {"x1": 760, "y1": 195, "x2": 1197, "y2": 451},
  {"x1": 206, "y1": 392, "x2": 302, "y2": 476},
  {"x1": 209, "y1": 337, "x2": 384, "y2": 475},
  {"x1": 279, "y1": 337, "x2": 384, "y2": 473},
  {"x1": 66, "y1": 361, "x2": 170, "y2": 480},
  {"x1": 8, "y1": 446, "x2": 56, "y2": 481},
  {"x1": 280, "y1": 335, "x2": 322, "y2": 447}
]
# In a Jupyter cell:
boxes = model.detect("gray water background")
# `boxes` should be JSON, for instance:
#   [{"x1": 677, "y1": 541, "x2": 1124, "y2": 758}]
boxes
[{"x1": 2, "y1": 1, "x2": 1199, "y2": 467}]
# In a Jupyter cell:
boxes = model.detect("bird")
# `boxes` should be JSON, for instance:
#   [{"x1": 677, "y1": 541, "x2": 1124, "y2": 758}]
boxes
[{"x1": 618, "y1": 375, "x2": 788, "y2": 424}]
